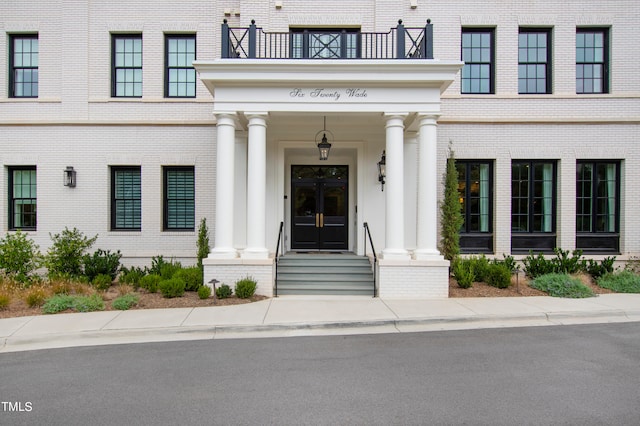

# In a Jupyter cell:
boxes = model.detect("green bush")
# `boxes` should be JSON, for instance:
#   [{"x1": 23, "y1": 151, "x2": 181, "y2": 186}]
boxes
[
  {"x1": 112, "y1": 293, "x2": 140, "y2": 310},
  {"x1": 119, "y1": 266, "x2": 146, "y2": 288},
  {"x1": 174, "y1": 267, "x2": 203, "y2": 292},
  {"x1": 215, "y1": 284, "x2": 232, "y2": 299},
  {"x1": 522, "y1": 252, "x2": 555, "y2": 278},
  {"x1": 235, "y1": 277, "x2": 257, "y2": 299},
  {"x1": 553, "y1": 249, "x2": 585, "y2": 275},
  {"x1": 596, "y1": 270, "x2": 640, "y2": 293},
  {"x1": 468, "y1": 255, "x2": 490, "y2": 283},
  {"x1": 491, "y1": 254, "x2": 519, "y2": 273},
  {"x1": 46, "y1": 227, "x2": 97, "y2": 278},
  {"x1": 0, "y1": 230, "x2": 43, "y2": 283},
  {"x1": 42, "y1": 294, "x2": 76, "y2": 314},
  {"x1": 158, "y1": 278, "x2": 186, "y2": 298},
  {"x1": 148, "y1": 255, "x2": 182, "y2": 277},
  {"x1": 72, "y1": 294, "x2": 105, "y2": 312},
  {"x1": 0, "y1": 293, "x2": 10, "y2": 310},
  {"x1": 92, "y1": 274, "x2": 113, "y2": 291},
  {"x1": 139, "y1": 274, "x2": 161, "y2": 293},
  {"x1": 486, "y1": 263, "x2": 511, "y2": 289},
  {"x1": 83, "y1": 249, "x2": 122, "y2": 281},
  {"x1": 197, "y1": 285, "x2": 212, "y2": 300},
  {"x1": 529, "y1": 273, "x2": 595, "y2": 298},
  {"x1": 452, "y1": 259, "x2": 474, "y2": 289},
  {"x1": 585, "y1": 257, "x2": 616, "y2": 279}
]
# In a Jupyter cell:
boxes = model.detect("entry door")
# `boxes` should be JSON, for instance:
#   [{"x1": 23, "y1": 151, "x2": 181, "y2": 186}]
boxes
[{"x1": 291, "y1": 166, "x2": 348, "y2": 251}]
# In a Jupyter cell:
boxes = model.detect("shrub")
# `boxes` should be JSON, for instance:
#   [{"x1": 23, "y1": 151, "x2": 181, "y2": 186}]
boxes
[
  {"x1": 25, "y1": 287, "x2": 47, "y2": 308},
  {"x1": 0, "y1": 230, "x2": 43, "y2": 283},
  {"x1": 50, "y1": 281, "x2": 73, "y2": 295},
  {"x1": 42, "y1": 294, "x2": 75, "y2": 314},
  {"x1": 197, "y1": 285, "x2": 211, "y2": 300},
  {"x1": 197, "y1": 218, "x2": 210, "y2": 269},
  {"x1": 468, "y1": 255, "x2": 490, "y2": 283},
  {"x1": 553, "y1": 249, "x2": 585, "y2": 275},
  {"x1": 585, "y1": 257, "x2": 616, "y2": 279},
  {"x1": 160, "y1": 261, "x2": 182, "y2": 280},
  {"x1": 158, "y1": 278, "x2": 185, "y2": 298},
  {"x1": 452, "y1": 259, "x2": 474, "y2": 289},
  {"x1": 491, "y1": 254, "x2": 519, "y2": 273},
  {"x1": 174, "y1": 267, "x2": 203, "y2": 292},
  {"x1": 529, "y1": 273, "x2": 595, "y2": 298},
  {"x1": 215, "y1": 283, "x2": 232, "y2": 299},
  {"x1": 148, "y1": 255, "x2": 168, "y2": 276},
  {"x1": 119, "y1": 266, "x2": 146, "y2": 288},
  {"x1": 235, "y1": 277, "x2": 257, "y2": 299},
  {"x1": 486, "y1": 263, "x2": 511, "y2": 289},
  {"x1": 439, "y1": 145, "x2": 463, "y2": 262},
  {"x1": 596, "y1": 270, "x2": 640, "y2": 293},
  {"x1": 92, "y1": 274, "x2": 113, "y2": 291},
  {"x1": 139, "y1": 274, "x2": 161, "y2": 293},
  {"x1": 46, "y1": 227, "x2": 97, "y2": 278},
  {"x1": 522, "y1": 252, "x2": 555, "y2": 279},
  {"x1": 72, "y1": 294, "x2": 105, "y2": 312},
  {"x1": 0, "y1": 292, "x2": 10, "y2": 310},
  {"x1": 83, "y1": 249, "x2": 122, "y2": 281},
  {"x1": 112, "y1": 293, "x2": 140, "y2": 310}
]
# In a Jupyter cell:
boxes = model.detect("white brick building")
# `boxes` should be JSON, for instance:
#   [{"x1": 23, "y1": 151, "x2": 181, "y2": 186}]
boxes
[{"x1": 2, "y1": 1, "x2": 638, "y2": 298}]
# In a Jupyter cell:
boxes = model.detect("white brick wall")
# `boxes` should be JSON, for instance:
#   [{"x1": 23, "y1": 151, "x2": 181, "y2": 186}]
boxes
[
  {"x1": 203, "y1": 258, "x2": 274, "y2": 297},
  {"x1": 378, "y1": 259, "x2": 450, "y2": 299}
]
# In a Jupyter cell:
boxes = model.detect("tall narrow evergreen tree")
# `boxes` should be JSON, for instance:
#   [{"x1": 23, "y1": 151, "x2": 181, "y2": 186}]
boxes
[
  {"x1": 196, "y1": 218, "x2": 210, "y2": 269},
  {"x1": 440, "y1": 143, "x2": 463, "y2": 262}
]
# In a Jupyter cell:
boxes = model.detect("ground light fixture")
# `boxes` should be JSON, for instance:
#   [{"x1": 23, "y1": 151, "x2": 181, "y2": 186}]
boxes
[
  {"x1": 377, "y1": 150, "x2": 386, "y2": 191},
  {"x1": 315, "y1": 116, "x2": 333, "y2": 160}
]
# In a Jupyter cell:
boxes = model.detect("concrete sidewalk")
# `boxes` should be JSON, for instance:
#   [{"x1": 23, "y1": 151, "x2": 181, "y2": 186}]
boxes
[{"x1": 1, "y1": 294, "x2": 639, "y2": 353}]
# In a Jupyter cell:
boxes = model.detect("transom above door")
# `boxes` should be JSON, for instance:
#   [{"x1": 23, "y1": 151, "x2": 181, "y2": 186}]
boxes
[{"x1": 291, "y1": 165, "x2": 348, "y2": 251}]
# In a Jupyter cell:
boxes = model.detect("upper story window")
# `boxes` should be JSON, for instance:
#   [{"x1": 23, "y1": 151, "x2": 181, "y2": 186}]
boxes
[
  {"x1": 111, "y1": 166, "x2": 141, "y2": 231},
  {"x1": 9, "y1": 34, "x2": 39, "y2": 98},
  {"x1": 8, "y1": 167, "x2": 37, "y2": 230},
  {"x1": 291, "y1": 29, "x2": 360, "y2": 59},
  {"x1": 165, "y1": 35, "x2": 196, "y2": 98},
  {"x1": 576, "y1": 28, "x2": 609, "y2": 94},
  {"x1": 163, "y1": 167, "x2": 195, "y2": 231},
  {"x1": 518, "y1": 29, "x2": 552, "y2": 94},
  {"x1": 112, "y1": 34, "x2": 142, "y2": 97},
  {"x1": 461, "y1": 29, "x2": 494, "y2": 94}
]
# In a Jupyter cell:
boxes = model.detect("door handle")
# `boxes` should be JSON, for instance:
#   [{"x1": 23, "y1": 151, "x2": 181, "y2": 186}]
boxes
[
  {"x1": 320, "y1": 213, "x2": 324, "y2": 228},
  {"x1": 315, "y1": 213, "x2": 320, "y2": 228}
]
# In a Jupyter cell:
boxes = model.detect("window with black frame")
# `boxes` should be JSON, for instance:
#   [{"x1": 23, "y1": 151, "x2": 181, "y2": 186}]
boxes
[
  {"x1": 9, "y1": 34, "x2": 39, "y2": 98},
  {"x1": 511, "y1": 160, "x2": 557, "y2": 253},
  {"x1": 461, "y1": 28, "x2": 494, "y2": 94},
  {"x1": 111, "y1": 167, "x2": 141, "y2": 230},
  {"x1": 576, "y1": 161, "x2": 620, "y2": 253},
  {"x1": 576, "y1": 28, "x2": 609, "y2": 94},
  {"x1": 8, "y1": 167, "x2": 37, "y2": 230},
  {"x1": 164, "y1": 166, "x2": 195, "y2": 231},
  {"x1": 290, "y1": 29, "x2": 360, "y2": 59},
  {"x1": 456, "y1": 161, "x2": 493, "y2": 253},
  {"x1": 165, "y1": 34, "x2": 196, "y2": 98},
  {"x1": 518, "y1": 28, "x2": 552, "y2": 94},
  {"x1": 112, "y1": 34, "x2": 142, "y2": 97}
]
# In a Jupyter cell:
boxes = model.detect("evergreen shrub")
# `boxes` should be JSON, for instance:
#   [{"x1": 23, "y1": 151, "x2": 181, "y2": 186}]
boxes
[
  {"x1": 235, "y1": 277, "x2": 257, "y2": 299},
  {"x1": 158, "y1": 278, "x2": 186, "y2": 298}
]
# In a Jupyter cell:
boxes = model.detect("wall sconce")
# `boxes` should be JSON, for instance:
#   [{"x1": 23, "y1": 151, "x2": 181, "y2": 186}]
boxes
[
  {"x1": 64, "y1": 166, "x2": 76, "y2": 187},
  {"x1": 377, "y1": 150, "x2": 386, "y2": 191},
  {"x1": 315, "y1": 116, "x2": 334, "y2": 161},
  {"x1": 275, "y1": 0, "x2": 283, "y2": 9},
  {"x1": 410, "y1": 0, "x2": 418, "y2": 9}
]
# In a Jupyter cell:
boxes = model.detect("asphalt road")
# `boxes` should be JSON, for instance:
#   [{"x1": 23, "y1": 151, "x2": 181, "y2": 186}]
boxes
[{"x1": 1, "y1": 323, "x2": 639, "y2": 425}]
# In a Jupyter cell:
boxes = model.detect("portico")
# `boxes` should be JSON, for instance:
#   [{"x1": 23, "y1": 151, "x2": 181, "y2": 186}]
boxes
[{"x1": 194, "y1": 59, "x2": 462, "y2": 298}]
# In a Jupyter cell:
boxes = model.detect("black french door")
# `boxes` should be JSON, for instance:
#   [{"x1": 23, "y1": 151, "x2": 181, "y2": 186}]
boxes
[{"x1": 291, "y1": 166, "x2": 348, "y2": 251}]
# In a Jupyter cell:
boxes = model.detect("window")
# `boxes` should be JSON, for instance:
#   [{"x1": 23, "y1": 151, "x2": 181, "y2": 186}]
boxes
[
  {"x1": 8, "y1": 167, "x2": 37, "y2": 230},
  {"x1": 291, "y1": 29, "x2": 360, "y2": 59},
  {"x1": 112, "y1": 35, "x2": 142, "y2": 97},
  {"x1": 576, "y1": 29, "x2": 609, "y2": 94},
  {"x1": 9, "y1": 34, "x2": 39, "y2": 98},
  {"x1": 461, "y1": 29, "x2": 494, "y2": 94},
  {"x1": 456, "y1": 161, "x2": 493, "y2": 253},
  {"x1": 164, "y1": 167, "x2": 195, "y2": 230},
  {"x1": 111, "y1": 167, "x2": 141, "y2": 230},
  {"x1": 518, "y1": 29, "x2": 551, "y2": 94},
  {"x1": 511, "y1": 161, "x2": 557, "y2": 252},
  {"x1": 576, "y1": 161, "x2": 619, "y2": 253},
  {"x1": 165, "y1": 35, "x2": 196, "y2": 98}
]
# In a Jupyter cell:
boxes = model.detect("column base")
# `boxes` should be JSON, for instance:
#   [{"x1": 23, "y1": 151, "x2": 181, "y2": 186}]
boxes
[
  {"x1": 208, "y1": 247, "x2": 238, "y2": 260},
  {"x1": 381, "y1": 248, "x2": 411, "y2": 260},
  {"x1": 241, "y1": 248, "x2": 270, "y2": 260},
  {"x1": 413, "y1": 249, "x2": 445, "y2": 261}
]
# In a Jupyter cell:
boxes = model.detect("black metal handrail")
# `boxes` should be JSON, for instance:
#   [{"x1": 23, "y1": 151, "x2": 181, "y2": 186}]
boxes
[
  {"x1": 274, "y1": 221, "x2": 284, "y2": 297},
  {"x1": 222, "y1": 19, "x2": 433, "y2": 60},
  {"x1": 363, "y1": 222, "x2": 378, "y2": 297}
]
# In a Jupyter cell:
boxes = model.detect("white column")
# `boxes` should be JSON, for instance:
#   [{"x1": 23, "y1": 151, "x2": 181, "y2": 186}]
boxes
[
  {"x1": 414, "y1": 114, "x2": 444, "y2": 260},
  {"x1": 382, "y1": 113, "x2": 410, "y2": 260},
  {"x1": 209, "y1": 113, "x2": 238, "y2": 259},
  {"x1": 242, "y1": 113, "x2": 269, "y2": 259}
]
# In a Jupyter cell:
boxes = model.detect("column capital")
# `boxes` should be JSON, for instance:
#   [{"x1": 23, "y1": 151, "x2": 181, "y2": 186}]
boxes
[
  {"x1": 383, "y1": 112, "x2": 409, "y2": 124},
  {"x1": 245, "y1": 111, "x2": 269, "y2": 119},
  {"x1": 417, "y1": 114, "x2": 441, "y2": 126},
  {"x1": 214, "y1": 112, "x2": 239, "y2": 126}
]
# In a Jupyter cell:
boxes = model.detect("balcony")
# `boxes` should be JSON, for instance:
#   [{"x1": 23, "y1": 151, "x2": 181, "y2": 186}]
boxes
[{"x1": 221, "y1": 19, "x2": 434, "y2": 60}]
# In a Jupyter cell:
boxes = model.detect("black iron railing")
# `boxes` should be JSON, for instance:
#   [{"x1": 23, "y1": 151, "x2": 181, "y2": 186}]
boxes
[
  {"x1": 363, "y1": 222, "x2": 378, "y2": 297},
  {"x1": 274, "y1": 221, "x2": 284, "y2": 297},
  {"x1": 221, "y1": 19, "x2": 433, "y2": 60}
]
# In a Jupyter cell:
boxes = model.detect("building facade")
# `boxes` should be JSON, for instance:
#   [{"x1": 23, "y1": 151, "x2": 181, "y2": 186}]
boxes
[{"x1": 2, "y1": 1, "x2": 638, "y2": 298}]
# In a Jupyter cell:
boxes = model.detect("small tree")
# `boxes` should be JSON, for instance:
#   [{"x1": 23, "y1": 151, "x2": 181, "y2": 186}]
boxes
[
  {"x1": 196, "y1": 218, "x2": 210, "y2": 269},
  {"x1": 439, "y1": 143, "x2": 463, "y2": 262},
  {"x1": 46, "y1": 227, "x2": 98, "y2": 278},
  {"x1": 0, "y1": 230, "x2": 42, "y2": 283}
]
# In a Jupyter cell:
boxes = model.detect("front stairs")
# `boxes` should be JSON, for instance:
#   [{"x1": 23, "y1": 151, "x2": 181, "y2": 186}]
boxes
[{"x1": 275, "y1": 252, "x2": 375, "y2": 296}]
